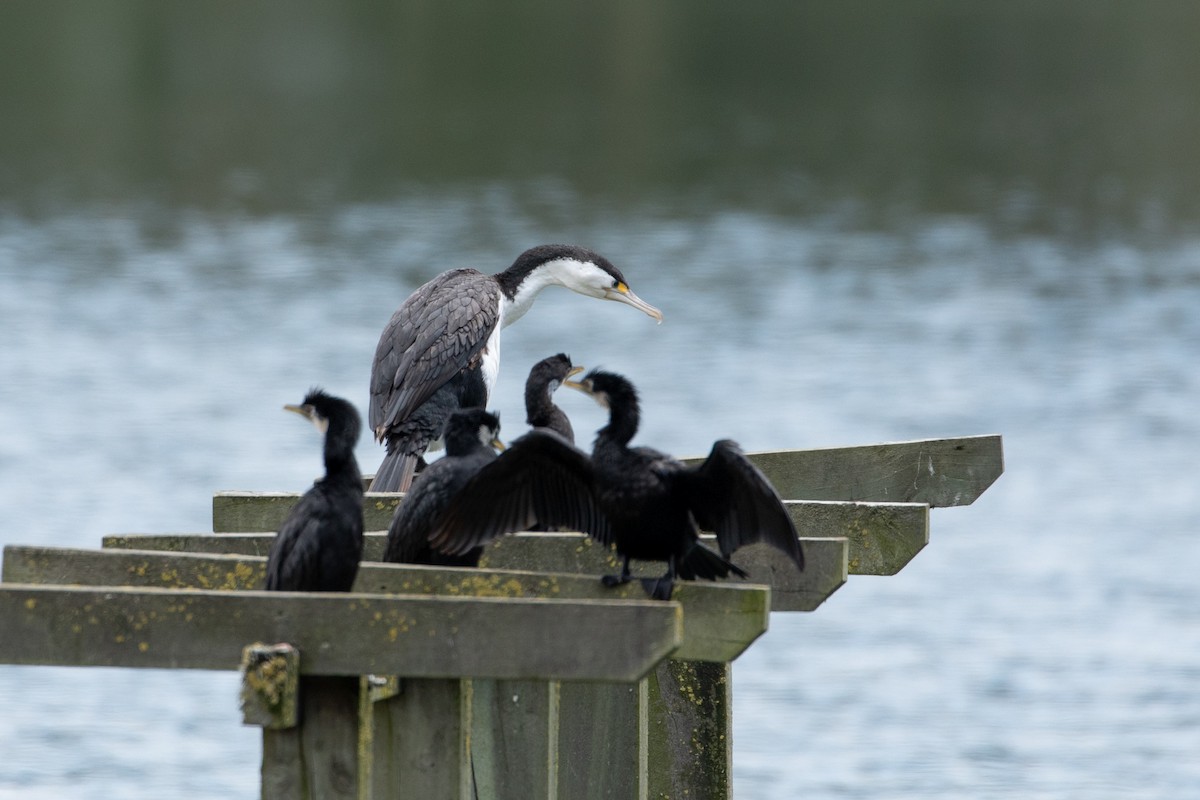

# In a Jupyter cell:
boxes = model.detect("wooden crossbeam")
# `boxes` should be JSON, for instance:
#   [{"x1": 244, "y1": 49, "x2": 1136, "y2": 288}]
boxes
[
  {"x1": 210, "y1": 491, "x2": 920, "y2": 577},
  {"x1": 0, "y1": 583, "x2": 681, "y2": 682},
  {"x1": 719, "y1": 434, "x2": 1004, "y2": 506},
  {"x1": 102, "y1": 532, "x2": 847, "y2": 611},
  {"x1": 355, "y1": 434, "x2": 1003, "y2": 507},
  {"x1": 3, "y1": 546, "x2": 768, "y2": 663}
]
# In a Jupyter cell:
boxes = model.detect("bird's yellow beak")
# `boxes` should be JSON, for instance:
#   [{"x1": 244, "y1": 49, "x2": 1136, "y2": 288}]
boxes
[
  {"x1": 607, "y1": 282, "x2": 663, "y2": 324},
  {"x1": 562, "y1": 364, "x2": 586, "y2": 391}
]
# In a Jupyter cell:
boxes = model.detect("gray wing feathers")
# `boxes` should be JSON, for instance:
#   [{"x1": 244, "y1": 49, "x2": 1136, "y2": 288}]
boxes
[{"x1": 370, "y1": 270, "x2": 500, "y2": 436}]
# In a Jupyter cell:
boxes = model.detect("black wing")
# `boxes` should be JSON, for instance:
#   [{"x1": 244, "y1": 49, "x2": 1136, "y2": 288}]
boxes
[
  {"x1": 265, "y1": 496, "x2": 325, "y2": 591},
  {"x1": 369, "y1": 269, "x2": 499, "y2": 437},
  {"x1": 684, "y1": 440, "x2": 804, "y2": 570},
  {"x1": 383, "y1": 453, "x2": 483, "y2": 563},
  {"x1": 429, "y1": 430, "x2": 611, "y2": 555}
]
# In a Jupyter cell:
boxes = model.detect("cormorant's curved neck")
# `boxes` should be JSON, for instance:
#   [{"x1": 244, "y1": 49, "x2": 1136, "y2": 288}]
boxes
[
  {"x1": 322, "y1": 425, "x2": 363, "y2": 488},
  {"x1": 494, "y1": 264, "x2": 562, "y2": 328},
  {"x1": 597, "y1": 393, "x2": 640, "y2": 449}
]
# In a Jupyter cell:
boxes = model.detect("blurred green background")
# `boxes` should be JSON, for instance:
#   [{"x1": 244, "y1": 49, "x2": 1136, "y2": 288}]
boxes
[{"x1": 3, "y1": 1, "x2": 1198, "y2": 238}]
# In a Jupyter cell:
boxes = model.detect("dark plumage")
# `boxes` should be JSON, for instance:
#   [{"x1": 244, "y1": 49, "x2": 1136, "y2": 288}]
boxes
[
  {"x1": 382, "y1": 408, "x2": 503, "y2": 567},
  {"x1": 368, "y1": 244, "x2": 661, "y2": 492},
  {"x1": 265, "y1": 389, "x2": 365, "y2": 592},
  {"x1": 429, "y1": 370, "x2": 805, "y2": 600},
  {"x1": 524, "y1": 353, "x2": 584, "y2": 443}
]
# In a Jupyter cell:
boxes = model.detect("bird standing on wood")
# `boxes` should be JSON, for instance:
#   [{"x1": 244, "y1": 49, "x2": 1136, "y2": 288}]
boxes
[
  {"x1": 382, "y1": 408, "x2": 504, "y2": 567},
  {"x1": 428, "y1": 369, "x2": 805, "y2": 600},
  {"x1": 523, "y1": 353, "x2": 585, "y2": 443},
  {"x1": 265, "y1": 389, "x2": 365, "y2": 592},
  {"x1": 368, "y1": 244, "x2": 662, "y2": 492}
]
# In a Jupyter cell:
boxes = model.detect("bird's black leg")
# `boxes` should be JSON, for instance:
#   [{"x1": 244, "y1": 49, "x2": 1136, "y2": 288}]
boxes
[
  {"x1": 640, "y1": 556, "x2": 677, "y2": 601},
  {"x1": 601, "y1": 556, "x2": 633, "y2": 588}
]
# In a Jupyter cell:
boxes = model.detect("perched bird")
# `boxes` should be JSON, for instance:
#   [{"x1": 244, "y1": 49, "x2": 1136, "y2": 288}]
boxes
[
  {"x1": 265, "y1": 389, "x2": 365, "y2": 592},
  {"x1": 524, "y1": 353, "x2": 585, "y2": 443},
  {"x1": 368, "y1": 244, "x2": 662, "y2": 492},
  {"x1": 382, "y1": 408, "x2": 504, "y2": 567},
  {"x1": 429, "y1": 370, "x2": 805, "y2": 600}
]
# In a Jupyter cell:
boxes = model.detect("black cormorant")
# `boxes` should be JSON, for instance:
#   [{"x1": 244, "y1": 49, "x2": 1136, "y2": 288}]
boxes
[
  {"x1": 382, "y1": 408, "x2": 503, "y2": 567},
  {"x1": 428, "y1": 370, "x2": 805, "y2": 600},
  {"x1": 265, "y1": 389, "x2": 365, "y2": 592},
  {"x1": 524, "y1": 352, "x2": 584, "y2": 443},
  {"x1": 368, "y1": 244, "x2": 661, "y2": 492}
]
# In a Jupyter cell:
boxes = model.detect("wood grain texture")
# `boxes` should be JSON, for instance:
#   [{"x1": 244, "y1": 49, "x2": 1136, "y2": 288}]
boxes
[
  {"x1": 104, "y1": 531, "x2": 848, "y2": 611},
  {"x1": 9, "y1": 546, "x2": 768, "y2": 662},
  {"x1": 0, "y1": 583, "x2": 681, "y2": 681},
  {"x1": 710, "y1": 434, "x2": 1003, "y2": 506},
  {"x1": 208, "y1": 492, "x2": 919, "y2": 577}
]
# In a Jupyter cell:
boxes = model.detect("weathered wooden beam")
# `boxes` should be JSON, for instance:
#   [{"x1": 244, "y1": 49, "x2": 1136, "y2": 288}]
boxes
[
  {"x1": 101, "y1": 532, "x2": 845, "y2": 612},
  {"x1": 471, "y1": 678, "x2": 559, "y2": 800},
  {"x1": 7, "y1": 546, "x2": 769, "y2": 663},
  {"x1": 557, "y1": 680, "x2": 647, "y2": 799},
  {"x1": 367, "y1": 678, "x2": 473, "y2": 800},
  {"x1": 240, "y1": 642, "x2": 301, "y2": 729},
  {"x1": 708, "y1": 434, "x2": 1003, "y2": 506},
  {"x1": 261, "y1": 675, "x2": 362, "y2": 800},
  {"x1": 0, "y1": 584, "x2": 681, "y2": 681},
  {"x1": 647, "y1": 660, "x2": 733, "y2": 799},
  {"x1": 351, "y1": 434, "x2": 1002, "y2": 507},
  {"x1": 208, "y1": 490, "x2": 921, "y2": 576},
  {"x1": 213, "y1": 491, "x2": 402, "y2": 533},
  {"x1": 101, "y1": 531, "x2": 847, "y2": 611}
]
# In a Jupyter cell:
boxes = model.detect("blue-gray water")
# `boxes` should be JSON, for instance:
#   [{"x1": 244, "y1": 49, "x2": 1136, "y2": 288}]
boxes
[
  {"x1": 3, "y1": 3, "x2": 1200, "y2": 797},
  {"x1": 2, "y1": 195, "x2": 1197, "y2": 798}
]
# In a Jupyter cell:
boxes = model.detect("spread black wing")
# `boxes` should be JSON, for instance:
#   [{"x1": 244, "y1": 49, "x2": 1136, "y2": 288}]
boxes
[
  {"x1": 683, "y1": 439, "x2": 804, "y2": 571},
  {"x1": 429, "y1": 430, "x2": 612, "y2": 555}
]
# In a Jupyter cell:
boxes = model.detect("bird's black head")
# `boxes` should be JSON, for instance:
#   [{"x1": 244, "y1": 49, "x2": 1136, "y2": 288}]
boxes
[
  {"x1": 285, "y1": 388, "x2": 362, "y2": 445},
  {"x1": 495, "y1": 244, "x2": 663, "y2": 323},
  {"x1": 442, "y1": 408, "x2": 503, "y2": 455},
  {"x1": 571, "y1": 369, "x2": 639, "y2": 413},
  {"x1": 525, "y1": 353, "x2": 585, "y2": 399}
]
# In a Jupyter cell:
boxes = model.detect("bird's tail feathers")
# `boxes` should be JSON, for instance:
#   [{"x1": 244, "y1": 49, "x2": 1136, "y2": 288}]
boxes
[
  {"x1": 370, "y1": 451, "x2": 417, "y2": 493},
  {"x1": 676, "y1": 541, "x2": 749, "y2": 581}
]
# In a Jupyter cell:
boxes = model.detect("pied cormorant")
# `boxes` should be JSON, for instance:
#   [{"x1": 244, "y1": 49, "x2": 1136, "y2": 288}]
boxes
[
  {"x1": 427, "y1": 369, "x2": 805, "y2": 600},
  {"x1": 265, "y1": 388, "x2": 365, "y2": 592},
  {"x1": 524, "y1": 352, "x2": 585, "y2": 443},
  {"x1": 368, "y1": 244, "x2": 661, "y2": 492},
  {"x1": 382, "y1": 407, "x2": 503, "y2": 567}
]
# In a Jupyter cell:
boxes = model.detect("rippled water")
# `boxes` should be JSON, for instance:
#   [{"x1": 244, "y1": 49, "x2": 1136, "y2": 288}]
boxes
[{"x1": 2, "y1": 192, "x2": 1197, "y2": 798}]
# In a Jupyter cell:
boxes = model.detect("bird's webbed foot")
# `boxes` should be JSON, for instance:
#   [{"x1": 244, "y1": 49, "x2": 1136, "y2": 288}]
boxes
[
  {"x1": 639, "y1": 555, "x2": 678, "y2": 600},
  {"x1": 639, "y1": 576, "x2": 676, "y2": 601},
  {"x1": 601, "y1": 557, "x2": 633, "y2": 588}
]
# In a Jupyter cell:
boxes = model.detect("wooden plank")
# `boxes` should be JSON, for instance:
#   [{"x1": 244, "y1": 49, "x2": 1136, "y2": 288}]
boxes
[
  {"x1": 102, "y1": 532, "x2": 847, "y2": 612},
  {"x1": 351, "y1": 434, "x2": 1002, "y2": 506},
  {"x1": 213, "y1": 491, "x2": 401, "y2": 533},
  {"x1": 471, "y1": 679, "x2": 559, "y2": 800},
  {"x1": 207, "y1": 492, "x2": 920, "y2": 576},
  {"x1": 240, "y1": 642, "x2": 301, "y2": 728},
  {"x1": 368, "y1": 679, "x2": 472, "y2": 800},
  {"x1": 211, "y1": 489, "x2": 926, "y2": 575},
  {"x1": 8, "y1": 547, "x2": 769, "y2": 662},
  {"x1": 0, "y1": 584, "x2": 681, "y2": 681},
  {"x1": 557, "y1": 680, "x2": 647, "y2": 800},
  {"x1": 647, "y1": 660, "x2": 732, "y2": 799},
  {"x1": 261, "y1": 676, "x2": 361, "y2": 800},
  {"x1": 705, "y1": 434, "x2": 1003, "y2": 507}
]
